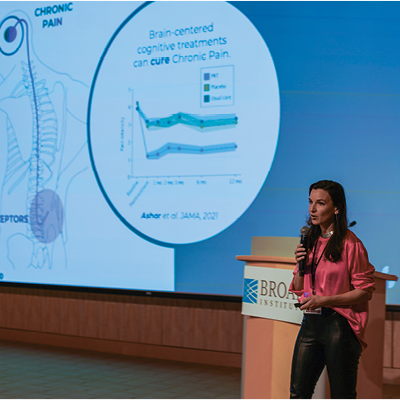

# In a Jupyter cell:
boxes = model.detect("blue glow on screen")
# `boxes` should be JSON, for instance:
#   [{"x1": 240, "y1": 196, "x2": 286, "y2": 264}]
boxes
[{"x1": 0, "y1": 1, "x2": 398, "y2": 304}]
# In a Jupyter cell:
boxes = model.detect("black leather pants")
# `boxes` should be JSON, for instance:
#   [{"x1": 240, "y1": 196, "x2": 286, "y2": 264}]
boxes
[{"x1": 290, "y1": 309, "x2": 362, "y2": 399}]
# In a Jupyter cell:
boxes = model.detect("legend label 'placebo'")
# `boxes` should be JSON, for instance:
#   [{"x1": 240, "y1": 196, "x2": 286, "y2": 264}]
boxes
[{"x1": 201, "y1": 65, "x2": 234, "y2": 107}]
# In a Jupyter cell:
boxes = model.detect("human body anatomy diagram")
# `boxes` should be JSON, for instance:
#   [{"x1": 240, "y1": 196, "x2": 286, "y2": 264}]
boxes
[{"x1": 0, "y1": 12, "x2": 88, "y2": 272}]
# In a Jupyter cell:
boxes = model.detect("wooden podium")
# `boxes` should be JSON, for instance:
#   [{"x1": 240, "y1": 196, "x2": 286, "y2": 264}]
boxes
[{"x1": 237, "y1": 237, "x2": 398, "y2": 399}]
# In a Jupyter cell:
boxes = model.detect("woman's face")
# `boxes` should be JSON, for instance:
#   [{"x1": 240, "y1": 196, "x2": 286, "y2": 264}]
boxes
[{"x1": 309, "y1": 189, "x2": 338, "y2": 231}]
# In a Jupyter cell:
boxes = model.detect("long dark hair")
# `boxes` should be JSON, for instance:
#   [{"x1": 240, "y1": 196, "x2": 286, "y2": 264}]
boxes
[{"x1": 306, "y1": 180, "x2": 348, "y2": 263}]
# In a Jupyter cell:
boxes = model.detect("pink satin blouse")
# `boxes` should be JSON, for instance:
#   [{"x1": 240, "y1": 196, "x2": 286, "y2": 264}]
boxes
[{"x1": 289, "y1": 230, "x2": 375, "y2": 351}]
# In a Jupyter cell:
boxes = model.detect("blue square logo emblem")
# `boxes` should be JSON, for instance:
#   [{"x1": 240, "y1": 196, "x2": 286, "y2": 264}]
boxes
[{"x1": 243, "y1": 278, "x2": 258, "y2": 304}]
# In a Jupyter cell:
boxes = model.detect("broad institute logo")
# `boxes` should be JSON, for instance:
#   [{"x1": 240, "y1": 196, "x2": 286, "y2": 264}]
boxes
[{"x1": 243, "y1": 278, "x2": 258, "y2": 304}]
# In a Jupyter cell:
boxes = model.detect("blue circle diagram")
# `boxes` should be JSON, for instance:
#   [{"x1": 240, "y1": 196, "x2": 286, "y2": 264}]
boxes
[
  {"x1": 88, "y1": 2, "x2": 280, "y2": 245},
  {"x1": 0, "y1": 16, "x2": 24, "y2": 56}
]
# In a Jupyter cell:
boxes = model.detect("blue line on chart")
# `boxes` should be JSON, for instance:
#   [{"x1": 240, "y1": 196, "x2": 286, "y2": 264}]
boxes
[
  {"x1": 146, "y1": 142, "x2": 237, "y2": 160},
  {"x1": 135, "y1": 101, "x2": 238, "y2": 159},
  {"x1": 136, "y1": 102, "x2": 238, "y2": 129},
  {"x1": 138, "y1": 109, "x2": 148, "y2": 155}
]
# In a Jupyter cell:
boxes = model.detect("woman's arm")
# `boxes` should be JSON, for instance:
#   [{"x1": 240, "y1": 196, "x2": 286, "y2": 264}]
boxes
[
  {"x1": 292, "y1": 269, "x2": 304, "y2": 291},
  {"x1": 299, "y1": 288, "x2": 372, "y2": 310}
]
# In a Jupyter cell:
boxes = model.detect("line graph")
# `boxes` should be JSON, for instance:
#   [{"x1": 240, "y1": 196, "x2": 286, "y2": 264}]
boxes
[
  {"x1": 87, "y1": 0, "x2": 280, "y2": 245},
  {"x1": 135, "y1": 102, "x2": 238, "y2": 163},
  {"x1": 146, "y1": 142, "x2": 237, "y2": 160},
  {"x1": 136, "y1": 102, "x2": 238, "y2": 129}
]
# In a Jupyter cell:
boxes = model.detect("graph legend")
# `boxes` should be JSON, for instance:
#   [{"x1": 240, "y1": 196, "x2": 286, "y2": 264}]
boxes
[{"x1": 201, "y1": 66, "x2": 234, "y2": 108}]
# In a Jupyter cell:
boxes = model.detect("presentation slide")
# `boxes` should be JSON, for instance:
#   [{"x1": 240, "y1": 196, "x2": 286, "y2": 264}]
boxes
[{"x1": 0, "y1": 1, "x2": 399, "y2": 304}]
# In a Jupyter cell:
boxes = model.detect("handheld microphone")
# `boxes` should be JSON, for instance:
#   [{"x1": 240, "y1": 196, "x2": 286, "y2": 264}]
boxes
[
  {"x1": 349, "y1": 221, "x2": 356, "y2": 227},
  {"x1": 298, "y1": 226, "x2": 309, "y2": 277}
]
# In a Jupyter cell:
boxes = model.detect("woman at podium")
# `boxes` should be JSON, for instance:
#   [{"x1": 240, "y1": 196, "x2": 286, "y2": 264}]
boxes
[{"x1": 289, "y1": 180, "x2": 375, "y2": 399}]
